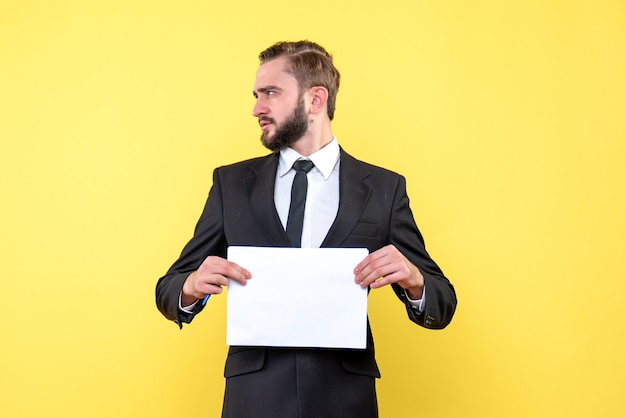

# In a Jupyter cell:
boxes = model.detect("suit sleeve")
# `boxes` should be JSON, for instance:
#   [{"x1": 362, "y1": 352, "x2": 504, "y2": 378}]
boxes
[
  {"x1": 155, "y1": 168, "x2": 228, "y2": 328},
  {"x1": 387, "y1": 175, "x2": 457, "y2": 329}
]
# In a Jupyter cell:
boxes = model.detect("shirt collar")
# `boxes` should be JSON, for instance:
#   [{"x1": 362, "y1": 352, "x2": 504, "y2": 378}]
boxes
[{"x1": 278, "y1": 137, "x2": 340, "y2": 180}]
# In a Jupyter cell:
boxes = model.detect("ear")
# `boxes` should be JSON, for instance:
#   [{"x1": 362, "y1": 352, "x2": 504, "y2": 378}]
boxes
[{"x1": 305, "y1": 86, "x2": 329, "y2": 116}]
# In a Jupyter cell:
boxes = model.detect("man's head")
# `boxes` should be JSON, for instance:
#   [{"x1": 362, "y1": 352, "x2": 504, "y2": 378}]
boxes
[
  {"x1": 252, "y1": 41, "x2": 340, "y2": 152},
  {"x1": 258, "y1": 41, "x2": 340, "y2": 121}
]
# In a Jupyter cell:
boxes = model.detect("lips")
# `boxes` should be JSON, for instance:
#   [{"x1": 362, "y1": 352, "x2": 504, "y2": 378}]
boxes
[{"x1": 258, "y1": 117, "x2": 275, "y2": 130}]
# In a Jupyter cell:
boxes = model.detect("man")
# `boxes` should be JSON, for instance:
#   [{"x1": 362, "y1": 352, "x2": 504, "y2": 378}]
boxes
[{"x1": 156, "y1": 40, "x2": 456, "y2": 418}]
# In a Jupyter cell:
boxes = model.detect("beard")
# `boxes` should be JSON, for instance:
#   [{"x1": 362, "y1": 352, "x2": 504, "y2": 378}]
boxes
[{"x1": 260, "y1": 98, "x2": 308, "y2": 152}]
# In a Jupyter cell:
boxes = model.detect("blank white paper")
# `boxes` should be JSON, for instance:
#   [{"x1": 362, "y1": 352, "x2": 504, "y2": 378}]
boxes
[{"x1": 226, "y1": 246, "x2": 369, "y2": 349}]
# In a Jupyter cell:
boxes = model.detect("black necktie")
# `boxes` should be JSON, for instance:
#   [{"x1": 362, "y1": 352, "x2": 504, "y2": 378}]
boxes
[{"x1": 286, "y1": 159, "x2": 315, "y2": 247}]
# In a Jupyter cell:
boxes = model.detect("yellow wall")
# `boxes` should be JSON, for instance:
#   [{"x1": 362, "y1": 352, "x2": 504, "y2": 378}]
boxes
[{"x1": 1, "y1": 1, "x2": 625, "y2": 417}]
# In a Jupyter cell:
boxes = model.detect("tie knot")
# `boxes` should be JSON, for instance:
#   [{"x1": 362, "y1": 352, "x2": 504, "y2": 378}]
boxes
[{"x1": 292, "y1": 159, "x2": 314, "y2": 173}]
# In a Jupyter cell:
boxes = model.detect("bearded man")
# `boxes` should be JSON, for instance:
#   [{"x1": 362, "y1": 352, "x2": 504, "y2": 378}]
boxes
[{"x1": 156, "y1": 40, "x2": 457, "y2": 418}]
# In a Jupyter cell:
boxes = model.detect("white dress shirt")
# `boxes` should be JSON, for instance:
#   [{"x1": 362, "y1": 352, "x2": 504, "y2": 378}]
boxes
[{"x1": 274, "y1": 138, "x2": 340, "y2": 248}]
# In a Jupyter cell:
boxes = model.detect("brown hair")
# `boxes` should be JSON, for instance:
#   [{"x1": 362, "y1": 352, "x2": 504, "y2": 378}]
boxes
[{"x1": 259, "y1": 41, "x2": 341, "y2": 120}]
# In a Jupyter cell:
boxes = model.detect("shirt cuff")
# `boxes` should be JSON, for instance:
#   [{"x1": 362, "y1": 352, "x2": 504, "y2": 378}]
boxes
[
  {"x1": 404, "y1": 286, "x2": 426, "y2": 313},
  {"x1": 179, "y1": 292, "x2": 199, "y2": 314}
]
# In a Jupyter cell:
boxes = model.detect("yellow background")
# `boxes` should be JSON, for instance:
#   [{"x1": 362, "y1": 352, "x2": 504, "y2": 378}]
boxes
[{"x1": 1, "y1": 1, "x2": 625, "y2": 417}]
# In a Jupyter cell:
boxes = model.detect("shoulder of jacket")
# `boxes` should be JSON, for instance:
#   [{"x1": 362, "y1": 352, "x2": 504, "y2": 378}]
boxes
[
  {"x1": 340, "y1": 148, "x2": 403, "y2": 179},
  {"x1": 216, "y1": 153, "x2": 277, "y2": 173}
]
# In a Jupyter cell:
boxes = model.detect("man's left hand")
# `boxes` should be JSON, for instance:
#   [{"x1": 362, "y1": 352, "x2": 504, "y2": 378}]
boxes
[{"x1": 353, "y1": 244, "x2": 424, "y2": 300}]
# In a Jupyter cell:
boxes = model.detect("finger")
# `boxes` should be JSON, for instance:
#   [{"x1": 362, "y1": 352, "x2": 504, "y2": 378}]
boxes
[
  {"x1": 211, "y1": 262, "x2": 251, "y2": 286},
  {"x1": 198, "y1": 257, "x2": 251, "y2": 285},
  {"x1": 198, "y1": 282, "x2": 225, "y2": 296},
  {"x1": 357, "y1": 263, "x2": 400, "y2": 288},
  {"x1": 354, "y1": 256, "x2": 378, "y2": 286},
  {"x1": 353, "y1": 246, "x2": 388, "y2": 275},
  {"x1": 368, "y1": 270, "x2": 404, "y2": 289},
  {"x1": 354, "y1": 249, "x2": 397, "y2": 285},
  {"x1": 227, "y1": 263, "x2": 252, "y2": 286},
  {"x1": 370, "y1": 261, "x2": 420, "y2": 290}
]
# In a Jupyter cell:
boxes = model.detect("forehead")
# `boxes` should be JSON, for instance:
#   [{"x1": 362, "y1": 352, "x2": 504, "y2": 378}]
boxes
[{"x1": 254, "y1": 57, "x2": 299, "y2": 91}]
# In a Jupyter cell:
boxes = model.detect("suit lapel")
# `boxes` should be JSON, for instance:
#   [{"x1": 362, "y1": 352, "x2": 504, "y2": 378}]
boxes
[
  {"x1": 244, "y1": 153, "x2": 292, "y2": 246},
  {"x1": 321, "y1": 149, "x2": 371, "y2": 247},
  {"x1": 243, "y1": 148, "x2": 372, "y2": 248}
]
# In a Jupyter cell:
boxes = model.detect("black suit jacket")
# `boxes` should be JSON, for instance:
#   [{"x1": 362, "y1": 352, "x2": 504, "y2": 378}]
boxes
[{"x1": 156, "y1": 148, "x2": 456, "y2": 418}]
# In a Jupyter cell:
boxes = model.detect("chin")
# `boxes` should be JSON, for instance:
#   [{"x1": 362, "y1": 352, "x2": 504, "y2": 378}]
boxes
[{"x1": 260, "y1": 134, "x2": 279, "y2": 152}]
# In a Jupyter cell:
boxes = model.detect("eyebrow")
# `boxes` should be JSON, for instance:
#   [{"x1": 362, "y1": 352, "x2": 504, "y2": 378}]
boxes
[{"x1": 253, "y1": 85, "x2": 283, "y2": 96}]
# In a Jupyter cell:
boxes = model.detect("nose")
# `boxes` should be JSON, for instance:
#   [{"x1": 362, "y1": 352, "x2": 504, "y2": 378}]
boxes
[{"x1": 252, "y1": 97, "x2": 268, "y2": 118}]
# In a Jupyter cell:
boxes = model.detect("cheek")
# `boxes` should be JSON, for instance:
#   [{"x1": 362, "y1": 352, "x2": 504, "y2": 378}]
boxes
[{"x1": 273, "y1": 107, "x2": 289, "y2": 123}]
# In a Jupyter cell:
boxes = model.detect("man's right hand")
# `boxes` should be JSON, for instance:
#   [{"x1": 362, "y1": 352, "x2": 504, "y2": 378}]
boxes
[{"x1": 181, "y1": 256, "x2": 252, "y2": 306}]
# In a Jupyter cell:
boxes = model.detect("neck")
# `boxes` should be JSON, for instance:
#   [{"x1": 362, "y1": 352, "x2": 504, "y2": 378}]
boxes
[{"x1": 289, "y1": 120, "x2": 334, "y2": 157}]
